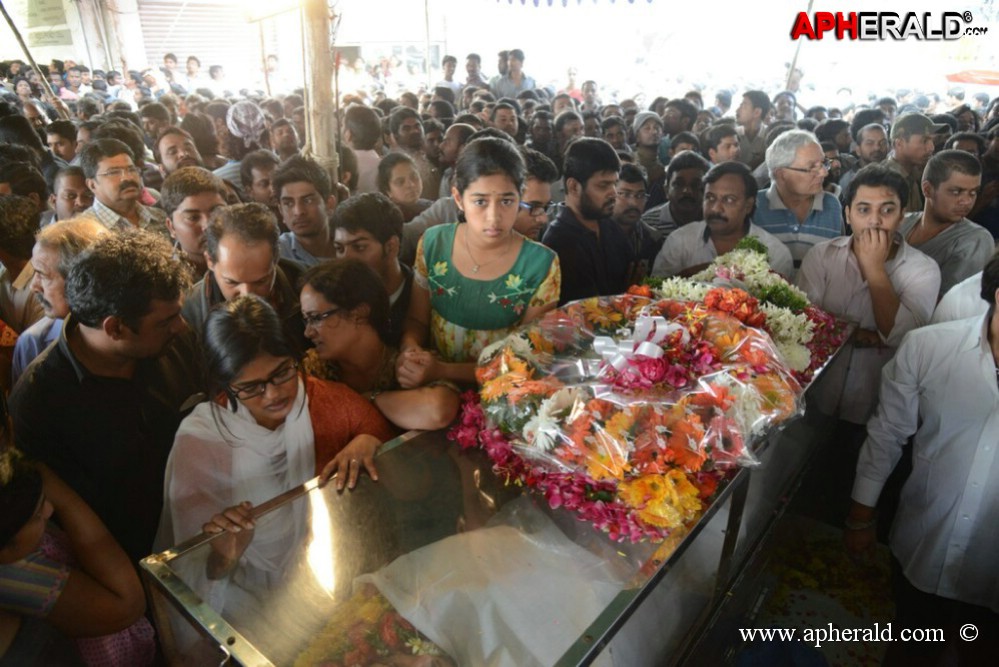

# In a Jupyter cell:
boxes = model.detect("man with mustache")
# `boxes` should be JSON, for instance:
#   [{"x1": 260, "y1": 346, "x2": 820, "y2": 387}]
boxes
[
  {"x1": 12, "y1": 218, "x2": 108, "y2": 385},
  {"x1": 900, "y1": 150, "x2": 991, "y2": 298},
  {"x1": 76, "y1": 138, "x2": 167, "y2": 233},
  {"x1": 641, "y1": 150, "x2": 711, "y2": 237},
  {"x1": 651, "y1": 161, "x2": 793, "y2": 279},
  {"x1": 155, "y1": 127, "x2": 205, "y2": 177},
  {"x1": 542, "y1": 138, "x2": 629, "y2": 304},
  {"x1": 612, "y1": 163, "x2": 662, "y2": 283},
  {"x1": 839, "y1": 123, "x2": 889, "y2": 195}
]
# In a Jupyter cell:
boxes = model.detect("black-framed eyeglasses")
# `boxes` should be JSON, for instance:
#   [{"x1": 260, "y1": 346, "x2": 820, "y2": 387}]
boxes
[
  {"x1": 616, "y1": 190, "x2": 649, "y2": 202},
  {"x1": 783, "y1": 159, "x2": 832, "y2": 174},
  {"x1": 303, "y1": 307, "x2": 340, "y2": 329},
  {"x1": 96, "y1": 166, "x2": 142, "y2": 179},
  {"x1": 519, "y1": 201, "x2": 553, "y2": 217},
  {"x1": 228, "y1": 360, "x2": 299, "y2": 400}
]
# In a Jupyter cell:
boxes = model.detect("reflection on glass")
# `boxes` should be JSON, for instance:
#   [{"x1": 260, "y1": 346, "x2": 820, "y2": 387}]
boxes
[{"x1": 307, "y1": 486, "x2": 335, "y2": 594}]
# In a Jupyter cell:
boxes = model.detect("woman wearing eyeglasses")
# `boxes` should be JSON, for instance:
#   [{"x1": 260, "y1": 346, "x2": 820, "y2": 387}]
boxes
[
  {"x1": 299, "y1": 258, "x2": 460, "y2": 431},
  {"x1": 156, "y1": 296, "x2": 394, "y2": 591},
  {"x1": 398, "y1": 137, "x2": 561, "y2": 388}
]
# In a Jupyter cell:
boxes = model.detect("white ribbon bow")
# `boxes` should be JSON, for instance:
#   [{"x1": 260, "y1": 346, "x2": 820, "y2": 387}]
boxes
[{"x1": 593, "y1": 315, "x2": 690, "y2": 372}]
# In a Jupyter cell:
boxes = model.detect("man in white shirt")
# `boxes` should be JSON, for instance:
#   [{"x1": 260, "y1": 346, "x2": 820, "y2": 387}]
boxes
[
  {"x1": 846, "y1": 256, "x2": 999, "y2": 665},
  {"x1": 651, "y1": 161, "x2": 793, "y2": 278},
  {"x1": 931, "y1": 267, "x2": 990, "y2": 324},
  {"x1": 797, "y1": 164, "x2": 940, "y2": 425}
]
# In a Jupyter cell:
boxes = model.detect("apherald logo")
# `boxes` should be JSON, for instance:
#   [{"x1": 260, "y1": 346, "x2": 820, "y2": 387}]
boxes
[{"x1": 790, "y1": 11, "x2": 988, "y2": 40}]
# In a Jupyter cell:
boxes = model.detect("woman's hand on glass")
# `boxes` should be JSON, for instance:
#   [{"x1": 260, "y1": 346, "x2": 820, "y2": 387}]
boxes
[
  {"x1": 203, "y1": 501, "x2": 255, "y2": 575},
  {"x1": 396, "y1": 347, "x2": 439, "y2": 388},
  {"x1": 320, "y1": 434, "x2": 382, "y2": 491}
]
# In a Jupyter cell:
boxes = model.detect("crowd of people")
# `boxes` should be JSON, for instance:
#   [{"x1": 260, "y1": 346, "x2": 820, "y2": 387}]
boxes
[{"x1": 0, "y1": 45, "x2": 998, "y2": 665}]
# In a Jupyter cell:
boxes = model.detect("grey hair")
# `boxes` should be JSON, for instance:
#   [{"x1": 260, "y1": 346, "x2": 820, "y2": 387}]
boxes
[{"x1": 766, "y1": 129, "x2": 821, "y2": 179}]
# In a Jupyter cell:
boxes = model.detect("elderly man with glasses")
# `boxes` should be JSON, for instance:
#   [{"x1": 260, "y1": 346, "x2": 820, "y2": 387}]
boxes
[{"x1": 753, "y1": 129, "x2": 844, "y2": 270}]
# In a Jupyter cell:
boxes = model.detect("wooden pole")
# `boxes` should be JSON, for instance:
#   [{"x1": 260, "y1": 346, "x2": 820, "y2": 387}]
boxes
[
  {"x1": 0, "y1": 0, "x2": 71, "y2": 119},
  {"x1": 301, "y1": 0, "x2": 338, "y2": 182}
]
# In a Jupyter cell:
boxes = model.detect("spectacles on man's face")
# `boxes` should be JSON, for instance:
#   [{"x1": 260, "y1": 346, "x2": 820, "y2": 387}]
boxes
[
  {"x1": 518, "y1": 201, "x2": 553, "y2": 217},
  {"x1": 783, "y1": 159, "x2": 832, "y2": 175},
  {"x1": 616, "y1": 190, "x2": 649, "y2": 202},
  {"x1": 303, "y1": 307, "x2": 340, "y2": 329},
  {"x1": 96, "y1": 165, "x2": 142, "y2": 179},
  {"x1": 228, "y1": 360, "x2": 299, "y2": 400}
]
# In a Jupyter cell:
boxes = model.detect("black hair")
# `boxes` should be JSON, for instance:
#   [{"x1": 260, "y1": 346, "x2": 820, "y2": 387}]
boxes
[
  {"x1": 179, "y1": 111, "x2": 219, "y2": 158},
  {"x1": 203, "y1": 295, "x2": 296, "y2": 402},
  {"x1": 743, "y1": 90, "x2": 772, "y2": 118},
  {"x1": 0, "y1": 195, "x2": 40, "y2": 259},
  {"x1": 601, "y1": 116, "x2": 627, "y2": 133},
  {"x1": 160, "y1": 166, "x2": 227, "y2": 216},
  {"x1": 377, "y1": 152, "x2": 418, "y2": 195},
  {"x1": 670, "y1": 131, "x2": 700, "y2": 152},
  {"x1": 703, "y1": 160, "x2": 758, "y2": 209},
  {"x1": 0, "y1": 114, "x2": 44, "y2": 155},
  {"x1": 205, "y1": 203, "x2": 280, "y2": 264},
  {"x1": 338, "y1": 144, "x2": 358, "y2": 193},
  {"x1": 0, "y1": 142, "x2": 41, "y2": 170},
  {"x1": 0, "y1": 161, "x2": 47, "y2": 201},
  {"x1": 139, "y1": 102, "x2": 170, "y2": 123},
  {"x1": 562, "y1": 137, "x2": 619, "y2": 187},
  {"x1": 980, "y1": 252, "x2": 999, "y2": 309},
  {"x1": 66, "y1": 230, "x2": 190, "y2": 331},
  {"x1": 46, "y1": 120, "x2": 76, "y2": 143},
  {"x1": 299, "y1": 258, "x2": 392, "y2": 344},
  {"x1": 553, "y1": 110, "x2": 583, "y2": 137},
  {"x1": 332, "y1": 192, "x2": 403, "y2": 246},
  {"x1": 389, "y1": 106, "x2": 421, "y2": 137},
  {"x1": 945, "y1": 131, "x2": 987, "y2": 155},
  {"x1": 665, "y1": 98, "x2": 698, "y2": 129},
  {"x1": 344, "y1": 105, "x2": 382, "y2": 150},
  {"x1": 814, "y1": 119, "x2": 850, "y2": 144},
  {"x1": 239, "y1": 149, "x2": 280, "y2": 189},
  {"x1": 272, "y1": 155, "x2": 333, "y2": 201},
  {"x1": 429, "y1": 100, "x2": 456, "y2": 122},
  {"x1": 454, "y1": 136, "x2": 526, "y2": 194},
  {"x1": 92, "y1": 122, "x2": 146, "y2": 167},
  {"x1": 619, "y1": 162, "x2": 648, "y2": 189},
  {"x1": 922, "y1": 149, "x2": 982, "y2": 189},
  {"x1": 842, "y1": 164, "x2": 909, "y2": 209},
  {"x1": 850, "y1": 109, "x2": 885, "y2": 141},
  {"x1": 520, "y1": 147, "x2": 558, "y2": 184}
]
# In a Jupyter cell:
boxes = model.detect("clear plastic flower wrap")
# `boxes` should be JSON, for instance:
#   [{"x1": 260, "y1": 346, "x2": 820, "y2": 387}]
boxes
[{"x1": 464, "y1": 292, "x2": 805, "y2": 541}]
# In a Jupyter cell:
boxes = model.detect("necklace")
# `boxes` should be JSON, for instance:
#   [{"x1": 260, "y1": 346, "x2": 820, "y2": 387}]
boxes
[{"x1": 463, "y1": 225, "x2": 512, "y2": 274}]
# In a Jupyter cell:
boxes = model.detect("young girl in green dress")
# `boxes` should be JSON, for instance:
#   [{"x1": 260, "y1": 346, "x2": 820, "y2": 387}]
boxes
[{"x1": 398, "y1": 137, "x2": 561, "y2": 387}]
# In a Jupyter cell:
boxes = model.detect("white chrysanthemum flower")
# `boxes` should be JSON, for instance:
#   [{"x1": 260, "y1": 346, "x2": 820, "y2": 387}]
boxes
[{"x1": 522, "y1": 387, "x2": 584, "y2": 451}]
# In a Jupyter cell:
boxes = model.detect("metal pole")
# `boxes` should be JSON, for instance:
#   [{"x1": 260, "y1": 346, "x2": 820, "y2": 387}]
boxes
[
  {"x1": 259, "y1": 22, "x2": 271, "y2": 97},
  {"x1": 91, "y1": 0, "x2": 115, "y2": 70},
  {"x1": 784, "y1": 0, "x2": 815, "y2": 92},
  {"x1": 72, "y1": 0, "x2": 96, "y2": 73},
  {"x1": 0, "y1": 0, "x2": 71, "y2": 119},
  {"x1": 424, "y1": 0, "x2": 431, "y2": 90}
]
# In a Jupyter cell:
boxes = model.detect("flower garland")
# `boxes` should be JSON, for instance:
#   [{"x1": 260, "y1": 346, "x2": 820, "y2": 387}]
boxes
[
  {"x1": 451, "y1": 291, "x2": 804, "y2": 543},
  {"x1": 294, "y1": 584, "x2": 450, "y2": 666},
  {"x1": 647, "y1": 243, "x2": 848, "y2": 383}
]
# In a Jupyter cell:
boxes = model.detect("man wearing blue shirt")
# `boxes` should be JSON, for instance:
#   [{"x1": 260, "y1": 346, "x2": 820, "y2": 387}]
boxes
[{"x1": 754, "y1": 129, "x2": 844, "y2": 269}]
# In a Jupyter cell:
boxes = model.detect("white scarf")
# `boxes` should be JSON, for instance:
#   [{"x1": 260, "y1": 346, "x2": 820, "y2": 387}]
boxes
[{"x1": 158, "y1": 377, "x2": 314, "y2": 598}]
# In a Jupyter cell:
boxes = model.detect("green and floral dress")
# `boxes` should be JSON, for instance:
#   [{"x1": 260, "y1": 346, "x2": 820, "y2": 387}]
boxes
[{"x1": 414, "y1": 223, "x2": 561, "y2": 363}]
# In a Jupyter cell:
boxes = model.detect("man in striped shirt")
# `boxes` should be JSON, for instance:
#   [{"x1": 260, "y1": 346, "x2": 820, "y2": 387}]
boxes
[{"x1": 753, "y1": 130, "x2": 843, "y2": 270}]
